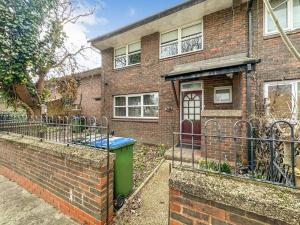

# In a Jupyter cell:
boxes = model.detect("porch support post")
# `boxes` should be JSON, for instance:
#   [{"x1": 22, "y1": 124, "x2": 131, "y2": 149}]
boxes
[{"x1": 171, "y1": 81, "x2": 180, "y2": 108}]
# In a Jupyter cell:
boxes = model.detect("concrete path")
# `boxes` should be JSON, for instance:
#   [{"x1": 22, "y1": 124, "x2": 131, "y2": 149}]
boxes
[
  {"x1": 0, "y1": 175, "x2": 77, "y2": 225},
  {"x1": 116, "y1": 161, "x2": 170, "y2": 225}
]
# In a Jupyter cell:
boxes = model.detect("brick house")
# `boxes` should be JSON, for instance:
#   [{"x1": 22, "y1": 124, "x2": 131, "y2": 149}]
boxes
[
  {"x1": 90, "y1": 0, "x2": 300, "y2": 152},
  {"x1": 47, "y1": 67, "x2": 102, "y2": 118}
]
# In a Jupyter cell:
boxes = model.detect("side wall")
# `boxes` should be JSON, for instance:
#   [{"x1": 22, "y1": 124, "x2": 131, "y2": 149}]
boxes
[
  {"x1": 0, "y1": 134, "x2": 114, "y2": 225},
  {"x1": 75, "y1": 75, "x2": 102, "y2": 119}
]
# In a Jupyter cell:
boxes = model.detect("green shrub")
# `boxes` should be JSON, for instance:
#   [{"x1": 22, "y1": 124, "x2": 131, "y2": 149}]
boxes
[{"x1": 198, "y1": 159, "x2": 232, "y2": 174}]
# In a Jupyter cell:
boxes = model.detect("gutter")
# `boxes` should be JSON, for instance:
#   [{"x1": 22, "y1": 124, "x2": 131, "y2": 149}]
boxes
[
  {"x1": 246, "y1": 0, "x2": 254, "y2": 170},
  {"x1": 246, "y1": 0, "x2": 253, "y2": 118}
]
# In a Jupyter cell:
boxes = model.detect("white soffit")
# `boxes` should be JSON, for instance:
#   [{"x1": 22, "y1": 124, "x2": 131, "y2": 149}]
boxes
[{"x1": 92, "y1": 0, "x2": 233, "y2": 50}]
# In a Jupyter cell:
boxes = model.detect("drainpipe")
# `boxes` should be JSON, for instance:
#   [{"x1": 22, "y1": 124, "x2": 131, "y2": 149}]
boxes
[{"x1": 247, "y1": 0, "x2": 254, "y2": 170}]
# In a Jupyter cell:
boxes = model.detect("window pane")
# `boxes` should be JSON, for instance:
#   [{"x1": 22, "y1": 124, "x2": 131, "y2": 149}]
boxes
[
  {"x1": 267, "y1": 0, "x2": 288, "y2": 32},
  {"x1": 182, "y1": 82, "x2": 202, "y2": 90},
  {"x1": 128, "y1": 42, "x2": 141, "y2": 53},
  {"x1": 181, "y1": 35, "x2": 202, "y2": 53},
  {"x1": 298, "y1": 82, "x2": 300, "y2": 119},
  {"x1": 128, "y1": 52, "x2": 141, "y2": 65},
  {"x1": 128, "y1": 96, "x2": 141, "y2": 106},
  {"x1": 115, "y1": 56, "x2": 126, "y2": 69},
  {"x1": 115, "y1": 107, "x2": 126, "y2": 117},
  {"x1": 128, "y1": 107, "x2": 141, "y2": 117},
  {"x1": 161, "y1": 30, "x2": 178, "y2": 44},
  {"x1": 115, "y1": 97, "x2": 126, "y2": 106},
  {"x1": 294, "y1": 0, "x2": 300, "y2": 28},
  {"x1": 268, "y1": 84, "x2": 293, "y2": 119},
  {"x1": 115, "y1": 47, "x2": 126, "y2": 56},
  {"x1": 215, "y1": 89, "x2": 231, "y2": 103},
  {"x1": 143, "y1": 93, "x2": 158, "y2": 105},
  {"x1": 160, "y1": 42, "x2": 178, "y2": 58},
  {"x1": 181, "y1": 23, "x2": 202, "y2": 38},
  {"x1": 143, "y1": 106, "x2": 158, "y2": 117}
]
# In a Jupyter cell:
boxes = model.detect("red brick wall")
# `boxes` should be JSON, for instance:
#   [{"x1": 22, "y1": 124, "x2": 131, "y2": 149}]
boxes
[
  {"x1": 169, "y1": 187, "x2": 286, "y2": 225},
  {"x1": 101, "y1": 3, "x2": 249, "y2": 145},
  {"x1": 252, "y1": 0, "x2": 300, "y2": 113},
  {"x1": 75, "y1": 75, "x2": 102, "y2": 119},
  {"x1": 0, "y1": 134, "x2": 114, "y2": 225}
]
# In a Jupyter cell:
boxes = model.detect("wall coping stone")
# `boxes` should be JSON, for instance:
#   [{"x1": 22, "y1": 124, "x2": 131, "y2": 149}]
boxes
[
  {"x1": 0, "y1": 133, "x2": 115, "y2": 168},
  {"x1": 170, "y1": 168, "x2": 300, "y2": 225},
  {"x1": 202, "y1": 110, "x2": 242, "y2": 117}
]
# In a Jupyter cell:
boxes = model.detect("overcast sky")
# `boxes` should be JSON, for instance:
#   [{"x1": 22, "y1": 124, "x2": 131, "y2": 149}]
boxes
[{"x1": 63, "y1": 0, "x2": 184, "y2": 72}]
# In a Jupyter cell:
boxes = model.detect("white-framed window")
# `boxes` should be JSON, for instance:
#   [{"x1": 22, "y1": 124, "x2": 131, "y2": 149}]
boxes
[
  {"x1": 114, "y1": 92, "x2": 159, "y2": 118},
  {"x1": 265, "y1": 0, "x2": 300, "y2": 34},
  {"x1": 264, "y1": 80, "x2": 300, "y2": 120},
  {"x1": 114, "y1": 41, "x2": 141, "y2": 69},
  {"x1": 214, "y1": 86, "x2": 232, "y2": 104},
  {"x1": 160, "y1": 21, "x2": 203, "y2": 59}
]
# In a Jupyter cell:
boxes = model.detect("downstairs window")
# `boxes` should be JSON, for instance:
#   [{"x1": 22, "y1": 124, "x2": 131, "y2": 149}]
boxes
[
  {"x1": 114, "y1": 93, "x2": 159, "y2": 118},
  {"x1": 264, "y1": 80, "x2": 300, "y2": 120}
]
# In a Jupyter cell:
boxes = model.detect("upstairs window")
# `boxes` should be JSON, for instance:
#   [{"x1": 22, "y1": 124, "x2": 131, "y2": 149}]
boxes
[
  {"x1": 114, "y1": 41, "x2": 141, "y2": 69},
  {"x1": 160, "y1": 22, "x2": 203, "y2": 58},
  {"x1": 265, "y1": 0, "x2": 300, "y2": 34}
]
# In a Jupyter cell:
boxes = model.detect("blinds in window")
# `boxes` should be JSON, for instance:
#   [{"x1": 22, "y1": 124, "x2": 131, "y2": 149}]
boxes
[
  {"x1": 115, "y1": 47, "x2": 126, "y2": 56},
  {"x1": 161, "y1": 30, "x2": 178, "y2": 44},
  {"x1": 181, "y1": 23, "x2": 202, "y2": 38},
  {"x1": 128, "y1": 42, "x2": 141, "y2": 53}
]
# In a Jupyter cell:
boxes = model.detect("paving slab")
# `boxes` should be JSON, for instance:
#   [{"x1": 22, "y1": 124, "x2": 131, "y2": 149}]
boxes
[{"x1": 0, "y1": 175, "x2": 78, "y2": 225}]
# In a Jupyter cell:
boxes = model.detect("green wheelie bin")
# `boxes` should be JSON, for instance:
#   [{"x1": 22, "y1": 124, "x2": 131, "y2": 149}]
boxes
[{"x1": 94, "y1": 136, "x2": 136, "y2": 209}]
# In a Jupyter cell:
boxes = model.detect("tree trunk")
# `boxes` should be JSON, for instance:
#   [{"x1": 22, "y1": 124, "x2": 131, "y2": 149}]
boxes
[{"x1": 14, "y1": 83, "x2": 42, "y2": 117}]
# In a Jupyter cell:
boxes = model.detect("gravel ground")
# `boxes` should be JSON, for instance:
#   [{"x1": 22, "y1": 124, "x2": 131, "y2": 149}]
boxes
[
  {"x1": 115, "y1": 161, "x2": 170, "y2": 225},
  {"x1": 132, "y1": 143, "x2": 165, "y2": 191}
]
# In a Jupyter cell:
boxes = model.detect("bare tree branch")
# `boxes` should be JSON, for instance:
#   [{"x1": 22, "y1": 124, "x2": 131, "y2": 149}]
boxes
[{"x1": 51, "y1": 46, "x2": 91, "y2": 69}]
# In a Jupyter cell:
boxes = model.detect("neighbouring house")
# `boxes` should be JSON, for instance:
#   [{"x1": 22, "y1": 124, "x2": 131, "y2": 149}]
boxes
[
  {"x1": 47, "y1": 67, "x2": 102, "y2": 119},
  {"x1": 90, "y1": 0, "x2": 300, "y2": 155}
]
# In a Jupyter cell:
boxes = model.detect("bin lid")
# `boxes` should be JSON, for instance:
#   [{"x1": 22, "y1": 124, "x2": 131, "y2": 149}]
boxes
[{"x1": 90, "y1": 137, "x2": 136, "y2": 150}]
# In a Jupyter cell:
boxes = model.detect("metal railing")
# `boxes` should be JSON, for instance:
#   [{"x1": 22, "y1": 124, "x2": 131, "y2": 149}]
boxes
[
  {"x1": 0, "y1": 113, "x2": 112, "y2": 223},
  {"x1": 172, "y1": 119, "x2": 300, "y2": 189},
  {"x1": 0, "y1": 114, "x2": 110, "y2": 146}
]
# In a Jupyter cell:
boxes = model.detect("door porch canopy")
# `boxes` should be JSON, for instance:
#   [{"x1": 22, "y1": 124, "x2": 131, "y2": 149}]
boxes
[
  {"x1": 162, "y1": 53, "x2": 260, "y2": 108},
  {"x1": 163, "y1": 53, "x2": 260, "y2": 81}
]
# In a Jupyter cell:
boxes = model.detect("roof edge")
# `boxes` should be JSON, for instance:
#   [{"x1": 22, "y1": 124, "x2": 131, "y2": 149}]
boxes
[{"x1": 90, "y1": 0, "x2": 207, "y2": 44}]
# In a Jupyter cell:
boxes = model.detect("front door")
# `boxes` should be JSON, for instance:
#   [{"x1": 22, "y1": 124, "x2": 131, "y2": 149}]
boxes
[{"x1": 181, "y1": 90, "x2": 202, "y2": 146}]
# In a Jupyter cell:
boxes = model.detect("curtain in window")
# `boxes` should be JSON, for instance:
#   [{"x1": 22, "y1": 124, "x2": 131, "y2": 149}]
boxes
[
  {"x1": 267, "y1": 0, "x2": 288, "y2": 32},
  {"x1": 267, "y1": 84, "x2": 294, "y2": 119},
  {"x1": 294, "y1": 0, "x2": 300, "y2": 28}
]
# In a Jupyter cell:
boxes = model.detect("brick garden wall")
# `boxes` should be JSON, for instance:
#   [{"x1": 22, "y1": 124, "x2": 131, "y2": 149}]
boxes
[
  {"x1": 0, "y1": 133, "x2": 114, "y2": 225},
  {"x1": 169, "y1": 168, "x2": 300, "y2": 225}
]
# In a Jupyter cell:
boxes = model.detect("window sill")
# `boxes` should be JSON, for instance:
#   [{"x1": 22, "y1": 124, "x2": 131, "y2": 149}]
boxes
[
  {"x1": 202, "y1": 110, "x2": 242, "y2": 117},
  {"x1": 159, "y1": 49, "x2": 204, "y2": 62},
  {"x1": 112, "y1": 118, "x2": 159, "y2": 123},
  {"x1": 113, "y1": 63, "x2": 141, "y2": 71},
  {"x1": 263, "y1": 28, "x2": 300, "y2": 40}
]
